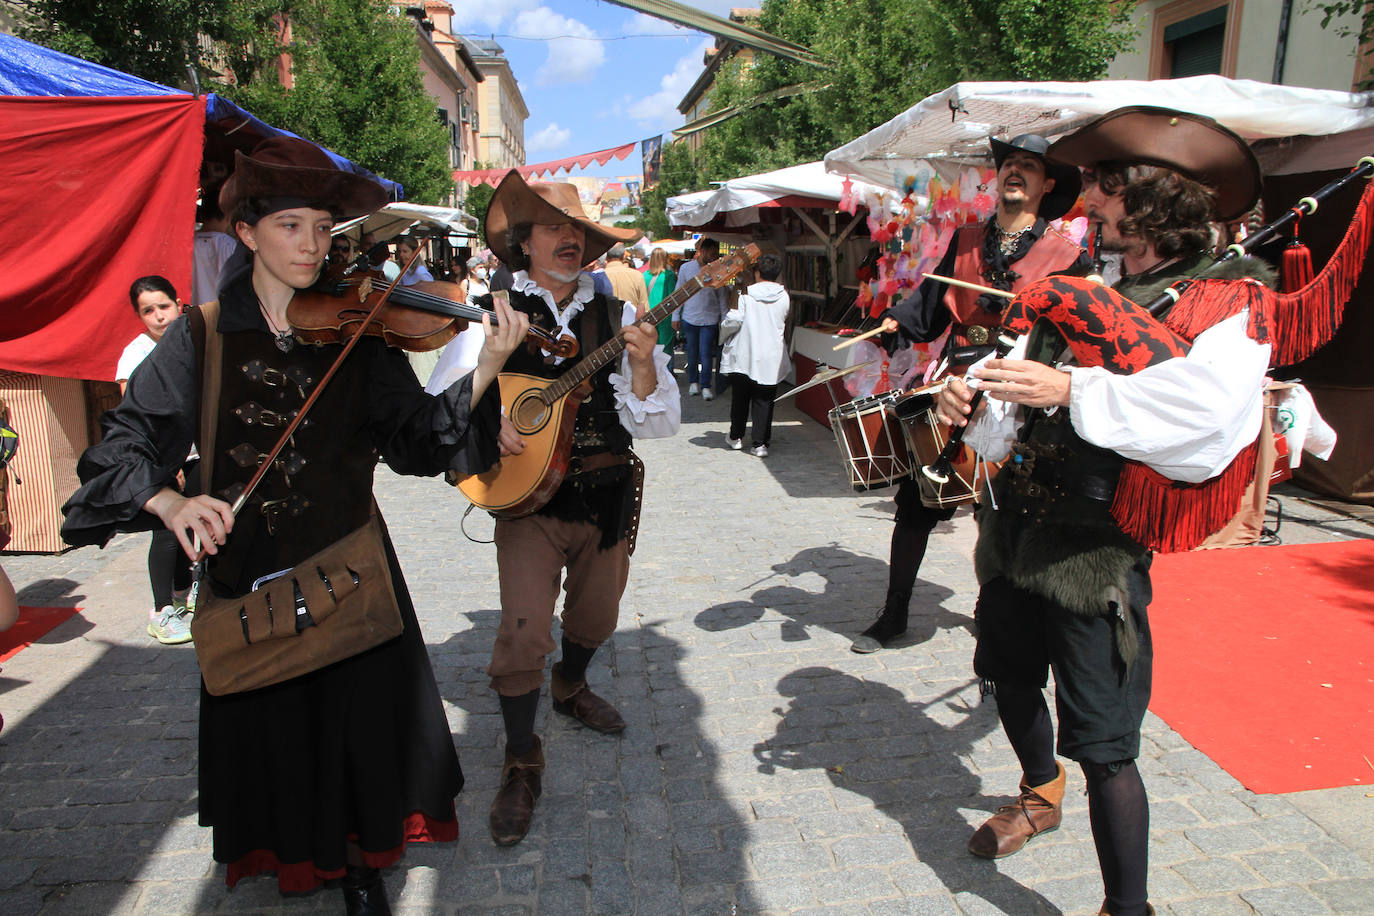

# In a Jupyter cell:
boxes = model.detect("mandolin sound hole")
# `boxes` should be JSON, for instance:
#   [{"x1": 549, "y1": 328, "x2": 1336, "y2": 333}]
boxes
[{"x1": 513, "y1": 393, "x2": 549, "y2": 431}]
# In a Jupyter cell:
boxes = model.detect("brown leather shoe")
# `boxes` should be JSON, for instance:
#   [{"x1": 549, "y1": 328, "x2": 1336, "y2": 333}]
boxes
[
  {"x1": 551, "y1": 663, "x2": 626, "y2": 734},
  {"x1": 968, "y1": 762, "x2": 1066, "y2": 858},
  {"x1": 489, "y1": 736, "x2": 543, "y2": 846}
]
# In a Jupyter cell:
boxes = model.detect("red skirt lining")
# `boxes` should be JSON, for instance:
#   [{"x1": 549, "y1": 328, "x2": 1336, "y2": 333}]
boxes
[{"x1": 224, "y1": 807, "x2": 459, "y2": 892}]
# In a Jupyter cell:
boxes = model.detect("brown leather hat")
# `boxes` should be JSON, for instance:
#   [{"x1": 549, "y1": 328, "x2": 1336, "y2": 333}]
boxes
[
  {"x1": 219, "y1": 136, "x2": 389, "y2": 221},
  {"x1": 485, "y1": 169, "x2": 641, "y2": 268},
  {"x1": 1048, "y1": 106, "x2": 1261, "y2": 220}
]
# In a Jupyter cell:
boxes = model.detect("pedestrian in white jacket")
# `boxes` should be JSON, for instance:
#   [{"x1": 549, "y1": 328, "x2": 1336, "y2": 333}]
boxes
[{"x1": 720, "y1": 253, "x2": 790, "y2": 457}]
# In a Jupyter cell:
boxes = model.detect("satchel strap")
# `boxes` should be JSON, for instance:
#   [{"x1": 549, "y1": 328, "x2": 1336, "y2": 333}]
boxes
[{"x1": 188, "y1": 300, "x2": 224, "y2": 496}]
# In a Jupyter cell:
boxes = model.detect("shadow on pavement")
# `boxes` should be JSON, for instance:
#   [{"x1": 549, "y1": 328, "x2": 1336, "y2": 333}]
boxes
[
  {"x1": 429, "y1": 609, "x2": 758, "y2": 913},
  {"x1": 693, "y1": 542, "x2": 969, "y2": 648},
  {"x1": 755, "y1": 666, "x2": 1064, "y2": 915}
]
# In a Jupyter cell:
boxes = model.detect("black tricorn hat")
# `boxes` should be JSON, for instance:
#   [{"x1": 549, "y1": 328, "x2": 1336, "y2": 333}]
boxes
[
  {"x1": 1047, "y1": 106, "x2": 1262, "y2": 221},
  {"x1": 988, "y1": 133, "x2": 1082, "y2": 222},
  {"x1": 219, "y1": 136, "x2": 389, "y2": 221}
]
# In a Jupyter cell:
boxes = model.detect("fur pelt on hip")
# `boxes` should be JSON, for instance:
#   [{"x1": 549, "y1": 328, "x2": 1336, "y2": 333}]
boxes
[{"x1": 974, "y1": 507, "x2": 1144, "y2": 617}]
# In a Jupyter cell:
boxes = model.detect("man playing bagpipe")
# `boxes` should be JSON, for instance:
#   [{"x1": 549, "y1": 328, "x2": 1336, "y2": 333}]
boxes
[{"x1": 935, "y1": 108, "x2": 1311, "y2": 916}]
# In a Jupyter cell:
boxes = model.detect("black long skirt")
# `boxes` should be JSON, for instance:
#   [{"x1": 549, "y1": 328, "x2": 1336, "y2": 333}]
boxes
[{"x1": 197, "y1": 535, "x2": 462, "y2": 892}]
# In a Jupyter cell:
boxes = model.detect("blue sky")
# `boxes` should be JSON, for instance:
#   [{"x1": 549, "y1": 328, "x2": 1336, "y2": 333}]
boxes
[{"x1": 447, "y1": 0, "x2": 740, "y2": 181}]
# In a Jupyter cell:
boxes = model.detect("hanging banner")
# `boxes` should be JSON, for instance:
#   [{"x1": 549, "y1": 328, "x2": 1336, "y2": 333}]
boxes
[
  {"x1": 641, "y1": 136, "x2": 663, "y2": 189},
  {"x1": 455, "y1": 142, "x2": 637, "y2": 187}
]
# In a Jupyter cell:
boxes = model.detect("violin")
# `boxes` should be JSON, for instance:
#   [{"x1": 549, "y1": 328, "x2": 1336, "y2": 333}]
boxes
[{"x1": 286, "y1": 256, "x2": 577, "y2": 357}]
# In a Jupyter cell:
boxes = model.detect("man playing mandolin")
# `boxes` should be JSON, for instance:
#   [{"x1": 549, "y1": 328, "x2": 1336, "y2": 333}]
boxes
[{"x1": 429, "y1": 170, "x2": 680, "y2": 847}]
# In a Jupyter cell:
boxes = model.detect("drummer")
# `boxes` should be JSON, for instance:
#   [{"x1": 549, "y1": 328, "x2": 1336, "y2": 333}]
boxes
[{"x1": 850, "y1": 134, "x2": 1090, "y2": 653}]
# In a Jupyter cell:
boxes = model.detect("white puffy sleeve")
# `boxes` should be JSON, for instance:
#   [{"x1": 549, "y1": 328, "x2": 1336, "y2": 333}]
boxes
[
  {"x1": 1067, "y1": 311, "x2": 1270, "y2": 482},
  {"x1": 611, "y1": 301, "x2": 681, "y2": 438}
]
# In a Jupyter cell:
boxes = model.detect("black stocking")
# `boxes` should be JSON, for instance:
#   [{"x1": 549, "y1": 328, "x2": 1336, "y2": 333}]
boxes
[
  {"x1": 1082, "y1": 760, "x2": 1149, "y2": 916},
  {"x1": 886, "y1": 519, "x2": 932, "y2": 600},
  {"x1": 992, "y1": 683, "x2": 1058, "y2": 787},
  {"x1": 499, "y1": 689, "x2": 540, "y2": 757},
  {"x1": 559, "y1": 636, "x2": 597, "y2": 684}
]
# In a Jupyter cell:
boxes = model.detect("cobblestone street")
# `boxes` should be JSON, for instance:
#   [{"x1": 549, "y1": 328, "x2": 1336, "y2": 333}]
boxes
[{"x1": 1, "y1": 385, "x2": 1371, "y2": 915}]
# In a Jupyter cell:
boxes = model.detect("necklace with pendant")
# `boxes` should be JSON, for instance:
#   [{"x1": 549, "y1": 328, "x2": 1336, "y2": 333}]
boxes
[
  {"x1": 997, "y1": 223, "x2": 1033, "y2": 255},
  {"x1": 259, "y1": 300, "x2": 295, "y2": 353}
]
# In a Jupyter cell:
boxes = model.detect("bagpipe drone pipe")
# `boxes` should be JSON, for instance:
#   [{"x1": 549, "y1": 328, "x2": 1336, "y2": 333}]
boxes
[{"x1": 925, "y1": 157, "x2": 1374, "y2": 553}]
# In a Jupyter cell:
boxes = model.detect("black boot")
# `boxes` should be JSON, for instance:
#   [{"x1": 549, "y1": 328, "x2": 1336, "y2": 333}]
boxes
[
  {"x1": 850, "y1": 591, "x2": 909, "y2": 653},
  {"x1": 342, "y1": 865, "x2": 391, "y2": 916}
]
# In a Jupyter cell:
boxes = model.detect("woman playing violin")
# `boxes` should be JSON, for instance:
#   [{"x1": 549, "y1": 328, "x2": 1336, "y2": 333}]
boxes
[{"x1": 62, "y1": 137, "x2": 529, "y2": 910}]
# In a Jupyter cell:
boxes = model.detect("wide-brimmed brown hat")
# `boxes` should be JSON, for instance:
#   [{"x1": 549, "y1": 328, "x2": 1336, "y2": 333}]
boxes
[
  {"x1": 485, "y1": 169, "x2": 641, "y2": 268},
  {"x1": 219, "y1": 136, "x2": 389, "y2": 222},
  {"x1": 988, "y1": 133, "x2": 1082, "y2": 222},
  {"x1": 1047, "y1": 106, "x2": 1261, "y2": 220}
]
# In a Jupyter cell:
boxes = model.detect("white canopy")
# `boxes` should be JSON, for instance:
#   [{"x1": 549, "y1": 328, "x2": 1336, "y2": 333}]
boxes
[
  {"x1": 649, "y1": 238, "x2": 696, "y2": 255},
  {"x1": 666, "y1": 161, "x2": 897, "y2": 228},
  {"x1": 825, "y1": 76, "x2": 1374, "y2": 187},
  {"x1": 334, "y1": 202, "x2": 479, "y2": 243}
]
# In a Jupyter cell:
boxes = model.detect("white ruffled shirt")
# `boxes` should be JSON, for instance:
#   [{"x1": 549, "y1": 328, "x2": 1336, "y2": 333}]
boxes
[
  {"x1": 425, "y1": 271, "x2": 680, "y2": 439},
  {"x1": 964, "y1": 310, "x2": 1271, "y2": 483}
]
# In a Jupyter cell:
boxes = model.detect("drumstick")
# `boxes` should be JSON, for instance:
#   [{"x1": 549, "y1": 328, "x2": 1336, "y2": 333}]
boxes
[
  {"x1": 832, "y1": 325, "x2": 887, "y2": 351},
  {"x1": 922, "y1": 273, "x2": 1015, "y2": 299}
]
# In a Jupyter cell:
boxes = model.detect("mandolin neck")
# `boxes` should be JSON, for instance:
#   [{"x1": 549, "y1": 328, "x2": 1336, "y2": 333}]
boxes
[{"x1": 542, "y1": 275, "x2": 705, "y2": 401}]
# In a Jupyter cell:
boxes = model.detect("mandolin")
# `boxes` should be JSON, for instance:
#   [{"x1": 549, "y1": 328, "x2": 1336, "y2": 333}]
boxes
[{"x1": 452, "y1": 244, "x2": 760, "y2": 517}]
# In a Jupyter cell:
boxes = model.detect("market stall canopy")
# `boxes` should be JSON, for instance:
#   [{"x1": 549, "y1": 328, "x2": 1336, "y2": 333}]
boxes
[
  {"x1": 0, "y1": 34, "x2": 398, "y2": 381},
  {"x1": 334, "y1": 202, "x2": 479, "y2": 245},
  {"x1": 649, "y1": 238, "x2": 696, "y2": 255},
  {"x1": 824, "y1": 76, "x2": 1374, "y2": 189},
  {"x1": 667, "y1": 161, "x2": 898, "y2": 228}
]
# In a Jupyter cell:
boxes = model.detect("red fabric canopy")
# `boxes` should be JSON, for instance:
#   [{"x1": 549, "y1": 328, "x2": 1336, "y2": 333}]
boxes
[
  {"x1": 0, "y1": 95, "x2": 204, "y2": 381},
  {"x1": 455, "y1": 142, "x2": 637, "y2": 187}
]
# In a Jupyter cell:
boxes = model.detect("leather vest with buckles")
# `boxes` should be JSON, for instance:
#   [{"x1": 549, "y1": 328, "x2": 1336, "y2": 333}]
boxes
[{"x1": 208, "y1": 329, "x2": 377, "y2": 595}]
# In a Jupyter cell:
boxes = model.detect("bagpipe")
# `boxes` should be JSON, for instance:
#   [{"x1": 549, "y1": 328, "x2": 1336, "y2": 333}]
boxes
[{"x1": 922, "y1": 157, "x2": 1374, "y2": 552}]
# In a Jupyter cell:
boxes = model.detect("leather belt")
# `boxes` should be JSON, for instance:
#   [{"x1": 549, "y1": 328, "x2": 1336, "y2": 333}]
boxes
[{"x1": 567, "y1": 452, "x2": 630, "y2": 476}]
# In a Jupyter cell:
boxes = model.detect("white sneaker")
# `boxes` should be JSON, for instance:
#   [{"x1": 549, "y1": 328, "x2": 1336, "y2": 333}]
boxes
[
  {"x1": 702, "y1": 388, "x2": 714, "y2": 401},
  {"x1": 727, "y1": 437, "x2": 743, "y2": 450},
  {"x1": 148, "y1": 605, "x2": 193, "y2": 645},
  {"x1": 751, "y1": 444, "x2": 769, "y2": 458},
  {"x1": 688, "y1": 382, "x2": 700, "y2": 396}
]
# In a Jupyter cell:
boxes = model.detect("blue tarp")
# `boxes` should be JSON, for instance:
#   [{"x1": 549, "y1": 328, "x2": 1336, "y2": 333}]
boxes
[{"x1": 0, "y1": 33, "x2": 402, "y2": 198}]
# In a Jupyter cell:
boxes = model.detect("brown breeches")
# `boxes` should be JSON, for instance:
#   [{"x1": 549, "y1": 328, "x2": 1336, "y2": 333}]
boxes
[{"x1": 487, "y1": 514, "x2": 629, "y2": 696}]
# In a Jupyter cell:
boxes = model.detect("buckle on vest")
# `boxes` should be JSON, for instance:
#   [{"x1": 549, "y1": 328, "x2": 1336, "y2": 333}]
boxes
[{"x1": 965, "y1": 325, "x2": 990, "y2": 345}]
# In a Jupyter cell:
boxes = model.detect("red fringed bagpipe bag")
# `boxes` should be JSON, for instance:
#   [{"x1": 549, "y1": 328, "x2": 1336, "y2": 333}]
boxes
[{"x1": 993, "y1": 170, "x2": 1374, "y2": 552}]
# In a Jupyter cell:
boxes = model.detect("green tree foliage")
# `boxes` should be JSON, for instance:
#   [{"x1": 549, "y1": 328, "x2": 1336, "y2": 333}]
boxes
[
  {"x1": 14, "y1": 0, "x2": 234, "y2": 87},
  {"x1": 627, "y1": 142, "x2": 704, "y2": 239},
  {"x1": 216, "y1": 0, "x2": 454, "y2": 204},
  {"x1": 1307, "y1": 1, "x2": 1374, "y2": 89},
  {"x1": 694, "y1": 0, "x2": 1135, "y2": 183},
  {"x1": 462, "y1": 180, "x2": 497, "y2": 246},
  {"x1": 17, "y1": 0, "x2": 453, "y2": 203}
]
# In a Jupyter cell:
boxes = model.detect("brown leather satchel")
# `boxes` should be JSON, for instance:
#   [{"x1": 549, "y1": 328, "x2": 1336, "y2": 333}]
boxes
[
  {"x1": 191, "y1": 512, "x2": 403, "y2": 696},
  {"x1": 188, "y1": 302, "x2": 404, "y2": 696}
]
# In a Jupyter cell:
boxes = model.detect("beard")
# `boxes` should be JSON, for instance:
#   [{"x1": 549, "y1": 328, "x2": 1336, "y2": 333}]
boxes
[{"x1": 543, "y1": 266, "x2": 581, "y2": 284}]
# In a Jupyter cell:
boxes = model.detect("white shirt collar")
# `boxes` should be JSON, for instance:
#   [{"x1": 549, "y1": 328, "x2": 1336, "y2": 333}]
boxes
[{"x1": 512, "y1": 270, "x2": 594, "y2": 326}]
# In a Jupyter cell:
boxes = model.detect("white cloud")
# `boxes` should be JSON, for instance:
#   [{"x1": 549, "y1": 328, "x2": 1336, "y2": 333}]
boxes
[
  {"x1": 626, "y1": 39, "x2": 713, "y2": 126},
  {"x1": 528, "y1": 122, "x2": 572, "y2": 153},
  {"x1": 513, "y1": 7, "x2": 605, "y2": 85},
  {"x1": 448, "y1": 0, "x2": 539, "y2": 29}
]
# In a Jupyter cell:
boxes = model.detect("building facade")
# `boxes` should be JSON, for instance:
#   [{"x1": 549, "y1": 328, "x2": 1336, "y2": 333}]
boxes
[
  {"x1": 405, "y1": 2, "x2": 483, "y2": 202},
  {"x1": 463, "y1": 36, "x2": 529, "y2": 171},
  {"x1": 676, "y1": 8, "x2": 760, "y2": 153},
  {"x1": 1107, "y1": 0, "x2": 1369, "y2": 90}
]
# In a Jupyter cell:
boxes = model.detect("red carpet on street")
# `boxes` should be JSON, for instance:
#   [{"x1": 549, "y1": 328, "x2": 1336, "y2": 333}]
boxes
[
  {"x1": 1149, "y1": 539, "x2": 1374, "y2": 794},
  {"x1": 0, "y1": 606, "x2": 81, "y2": 663}
]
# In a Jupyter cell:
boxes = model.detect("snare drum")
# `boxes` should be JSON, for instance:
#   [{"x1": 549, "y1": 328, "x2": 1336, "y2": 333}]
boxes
[
  {"x1": 892, "y1": 385, "x2": 995, "y2": 508},
  {"x1": 828, "y1": 392, "x2": 913, "y2": 491}
]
